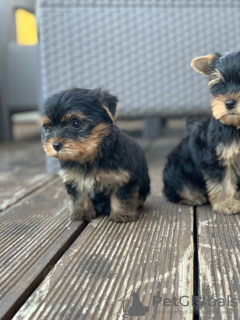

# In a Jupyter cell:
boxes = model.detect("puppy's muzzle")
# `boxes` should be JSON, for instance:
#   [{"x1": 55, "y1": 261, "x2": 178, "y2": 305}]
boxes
[{"x1": 52, "y1": 141, "x2": 62, "y2": 151}]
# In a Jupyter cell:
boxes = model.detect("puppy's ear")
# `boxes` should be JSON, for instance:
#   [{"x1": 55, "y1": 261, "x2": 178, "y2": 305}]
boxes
[
  {"x1": 100, "y1": 91, "x2": 118, "y2": 122},
  {"x1": 191, "y1": 54, "x2": 216, "y2": 75}
]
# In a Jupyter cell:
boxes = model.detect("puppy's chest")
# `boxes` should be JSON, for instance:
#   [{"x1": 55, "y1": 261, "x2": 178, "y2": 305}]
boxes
[
  {"x1": 60, "y1": 168, "x2": 130, "y2": 195},
  {"x1": 216, "y1": 141, "x2": 240, "y2": 174}
]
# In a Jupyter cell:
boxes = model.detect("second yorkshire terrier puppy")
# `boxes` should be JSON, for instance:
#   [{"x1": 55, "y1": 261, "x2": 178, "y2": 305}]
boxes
[
  {"x1": 163, "y1": 51, "x2": 240, "y2": 214},
  {"x1": 42, "y1": 88, "x2": 150, "y2": 222}
]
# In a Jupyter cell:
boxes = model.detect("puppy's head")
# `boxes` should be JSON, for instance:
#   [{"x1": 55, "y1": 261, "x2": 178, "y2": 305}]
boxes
[
  {"x1": 42, "y1": 88, "x2": 118, "y2": 163},
  {"x1": 191, "y1": 52, "x2": 240, "y2": 127}
]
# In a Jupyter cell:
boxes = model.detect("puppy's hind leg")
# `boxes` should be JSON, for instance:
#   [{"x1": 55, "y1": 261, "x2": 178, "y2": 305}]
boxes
[
  {"x1": 163, "y1": 165, "x2": 207, "y2": 205},
  {"x1": 110, "y1": 184, "x2": 140, "y2": 223},
  {"x1": 178, "y1": 184, "x2": 208, "y2": 206},
  {"x1": 206, "y1": 177, "x2": 240, "y2": 215}
]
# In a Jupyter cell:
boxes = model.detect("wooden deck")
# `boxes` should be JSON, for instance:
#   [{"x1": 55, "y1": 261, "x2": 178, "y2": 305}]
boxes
[{"x1": 0, "y1": 121, "x2": 240, "y2": 320}]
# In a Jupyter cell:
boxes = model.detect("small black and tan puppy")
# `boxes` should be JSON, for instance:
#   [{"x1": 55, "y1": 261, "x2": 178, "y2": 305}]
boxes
[
  {"x1": 42, "y1": 88, "x2": 150, "y2": 222},
  {"x1": 163, "y1": 52, "x2": 240, "y2": 214}
]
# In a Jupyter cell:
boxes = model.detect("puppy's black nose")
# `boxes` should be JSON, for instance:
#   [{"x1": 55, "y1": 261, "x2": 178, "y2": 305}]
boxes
[
  {"x1": 225, "y1": 99, "x2": 236, "y2": 110},
  {"x1": 53, "y1": 141, "x2": 62, "y2": 151}
]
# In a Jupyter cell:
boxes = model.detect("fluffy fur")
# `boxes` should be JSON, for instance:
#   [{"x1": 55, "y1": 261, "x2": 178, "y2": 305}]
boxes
[
  {"x1": 163, "y1": 52, "x2": 240, "y2": 214},
  {"x1": 42, "y1": 88, "x2": 150, "y2": 222}
]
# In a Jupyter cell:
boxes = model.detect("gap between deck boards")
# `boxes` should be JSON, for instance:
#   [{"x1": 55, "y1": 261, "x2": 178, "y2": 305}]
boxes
[{"x1": 193, "y1": 206, "x2": 200, "y2": 320}]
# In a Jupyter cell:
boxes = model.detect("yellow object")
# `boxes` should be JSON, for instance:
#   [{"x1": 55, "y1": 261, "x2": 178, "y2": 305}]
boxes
[{"x1": 15, "y1": 9, "x2": 38, "y2": 45}]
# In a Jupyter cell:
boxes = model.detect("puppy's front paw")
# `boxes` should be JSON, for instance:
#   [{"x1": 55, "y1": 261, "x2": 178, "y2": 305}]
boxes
[
  {"x1": 110, "y1": 210, "x2": 139, "y2": 223},
  {"x1": 212, "y1": 201, "x2": 240, "y2": 215},
  {"x1": 70, "y1": 207, "x2": 96, "y2": 221},
  {"x1": 69, "y1": 194, "x2": 96, "y2": 221}
]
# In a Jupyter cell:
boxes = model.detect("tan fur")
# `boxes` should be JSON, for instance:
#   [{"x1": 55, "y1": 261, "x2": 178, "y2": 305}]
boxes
[
  {"x1": 208, "y1": 69, "x2": 225, "y2": 86},
  {"x1": 43, "y1": 137, "x2": 59, "y2": 157},
  {"x1": 102, "y1": 105, "x2": 115, "y2": 122},
  {"x1": 205, "y1": 142, "x2": 240, "y2": 214},
  {"x1": 43, "y1": 123, "x2": 110, "y2": 163},
  {"x1": 69, "y1": 193, "x2": 96, "y2": 221},
  {"x1": 60, "y1": 168, "x2": 130, "y2": 195},
  {"x1": 101, "y1": 103, "x2": 118, "y2": 122},
  {"x1": 113, "y1": 103, "x2": 118, "y2": 120},
  {"x1": 216, "y1": 141, "x2": 240, "y2": 165},
  {"x1": 61, "y1": 112, "x2": 85, "y2": 122},
  {"x1": 178, "y1": 185, "x2": 207, "y2": 205},
  {"x1": 42, "y1": 115, "x2": 52, "y2": 125},
  {"x1": 98, "y1": 96, "x2": 118, "y2": 121},
  {"x1": 212, "y1": 93, "x2": 240, "y2": 127},
  {"x1": 191, "y1": 54, "x2": 216, "y2": 75},
  {"x1": 95, "y1": 169, "x2": 130, "y2": 192},
  {"x1": 110, "y1": 187, "x2": 140, "y2": 222}
]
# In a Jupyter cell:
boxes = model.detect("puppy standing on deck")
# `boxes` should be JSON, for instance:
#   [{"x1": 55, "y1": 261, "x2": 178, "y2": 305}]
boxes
[
  {"x1": 42, "y1": 88, "x2": 150, "y2": 222},
  {"x1": 163, "y1": 52, "x2": 240, "y2": 214}
]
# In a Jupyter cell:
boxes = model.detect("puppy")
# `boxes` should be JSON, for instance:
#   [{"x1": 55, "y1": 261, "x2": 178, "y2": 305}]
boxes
[
  {"x1": 42, "y1": 88, "x2": 150, "y2": 222},
  {"x1": 163, "y1": 52, "x2": 240, "y2": 214}
]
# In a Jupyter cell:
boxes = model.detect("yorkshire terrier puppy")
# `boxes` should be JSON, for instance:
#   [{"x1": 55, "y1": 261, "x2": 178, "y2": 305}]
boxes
[
  {"x1": 42, "y1": 88, "x2": 150, "y2": 222},
  {"x1": 163, "y1": 52, "x2": 240, "y2": 214}
]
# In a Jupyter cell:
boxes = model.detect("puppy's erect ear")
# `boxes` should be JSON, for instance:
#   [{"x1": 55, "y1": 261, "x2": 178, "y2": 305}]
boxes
[
  {"x1": 191, "y1": 54, "x2": 216, "y2": 75},
  {"x1": 100, "y1": 91, "x2": 118, "y2": 122}
]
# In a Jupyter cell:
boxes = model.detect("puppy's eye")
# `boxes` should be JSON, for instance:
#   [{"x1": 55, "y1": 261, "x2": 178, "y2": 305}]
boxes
[{"x1": 72, "y1": 119, "x2": 82, "y2": 128}]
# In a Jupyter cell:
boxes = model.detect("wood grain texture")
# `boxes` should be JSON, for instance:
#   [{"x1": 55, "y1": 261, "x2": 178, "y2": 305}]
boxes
[
  {"x1": 13, "y1": 195, "x2": 194, "y2": 320},
  {"x1": 0, "y1": 179, "x2": 85, "y2": 320},
  {"x1": 197, "y1": 206, "x2": 240, "y2": 320},
  {"x1": 0, "y1": 141, "x2": 51, "y2": 211}
]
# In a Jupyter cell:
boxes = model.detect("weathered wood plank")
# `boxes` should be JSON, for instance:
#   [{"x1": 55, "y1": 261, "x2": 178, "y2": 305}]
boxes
[
  {"x1": 197, "y1": 206, "x2": 240, "y2": 320},
  {"x1": 0, "y1": 141, "x2": 44, "y2": 172},
  {"x1": 13, "y1": 195, "x2": 194, "y2": 320},
  {"x1": 0, "y1": 179, "x2": 85, "y2": 320},
  {"x1": 0, "y1": 141, "x2": 52, "y2": 211}
]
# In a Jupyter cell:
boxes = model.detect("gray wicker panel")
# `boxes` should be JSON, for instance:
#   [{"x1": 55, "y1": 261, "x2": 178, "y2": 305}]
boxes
[
  {"x1": 39, "y1": 0, "x2": 240, "y2": 7},
  {"x1": 38, "y1": 5, "x2": 240, "y2": 117},
  {"x1": 7, "y1": 44, "x2": 38, "y2": 108}
]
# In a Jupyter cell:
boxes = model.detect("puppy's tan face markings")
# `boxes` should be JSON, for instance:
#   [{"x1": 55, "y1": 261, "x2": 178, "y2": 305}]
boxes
[
  {"x1": 61, "y1": 112, "x2": 85, "y2": 123},
  {"x1": 43, "y1": 137, "x2": 60, "y2": 157},
  {"x1": 43, "y1": 122, "x2": 111, "y2": 163},
  {"x1": 42, "y1": 115, "x2": 52, "y2": 125},
  {"x1": 208, "y1": 69, "x2": 225, "y2": 87},
  {"x1": 42, "y1": 112, "x2": 85, "y2": 127},
  {"x1": 211, "y1": 93, "x2": 240, "y2": 127}
]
